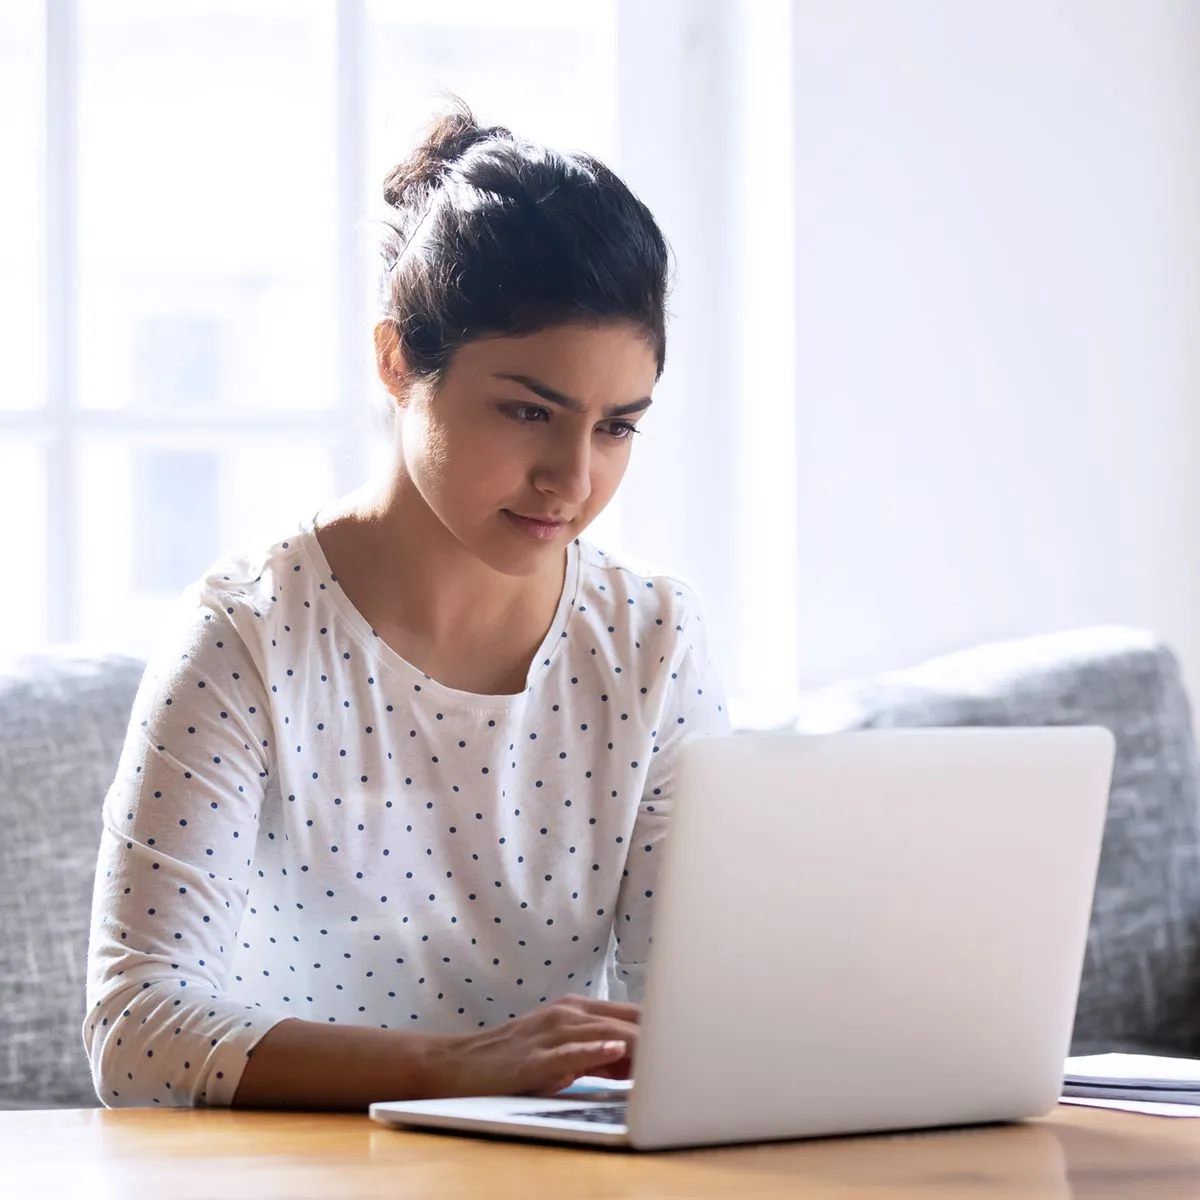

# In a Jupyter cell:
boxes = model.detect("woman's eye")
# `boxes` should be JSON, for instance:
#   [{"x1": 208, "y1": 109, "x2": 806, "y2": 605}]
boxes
[
  {"x1": 603, "y1": 420, "x2": 640, "y2": 441},
  {"x1": 503, "y1": 404, "x2": 550, "y2": 424}
]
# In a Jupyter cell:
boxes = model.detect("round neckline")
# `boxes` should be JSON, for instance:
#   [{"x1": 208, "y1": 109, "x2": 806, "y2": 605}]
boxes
[{"x1": 295, "y1": 514, "x2": 582, "y2": 710}]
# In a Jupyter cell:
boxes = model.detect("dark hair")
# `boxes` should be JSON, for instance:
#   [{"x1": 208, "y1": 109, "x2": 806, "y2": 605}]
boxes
[{"x1": 380, "y1": 100, "x2": 670, "y2": 384}]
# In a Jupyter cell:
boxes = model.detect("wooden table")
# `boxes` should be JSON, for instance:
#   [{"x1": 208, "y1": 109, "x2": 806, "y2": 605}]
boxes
[{"x1": 3, "y1": 1104, "x2": 1198, "y2": 1198}]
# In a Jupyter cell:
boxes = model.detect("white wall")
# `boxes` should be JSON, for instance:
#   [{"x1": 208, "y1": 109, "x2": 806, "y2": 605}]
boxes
[{"x1": 792, "y1": 0, "x2": 1200, "y2": 707}]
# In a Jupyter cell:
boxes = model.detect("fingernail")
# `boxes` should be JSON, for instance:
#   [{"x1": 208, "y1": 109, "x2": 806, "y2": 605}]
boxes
[{"x1": 602, "y1": 1040, "x2": 626, "y2": 1054}]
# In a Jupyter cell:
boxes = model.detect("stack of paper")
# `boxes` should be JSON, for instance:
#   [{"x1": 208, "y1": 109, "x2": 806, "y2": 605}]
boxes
[{"x1": 1063, "y1": 1053, "x2": 1200, "y2": 1116}]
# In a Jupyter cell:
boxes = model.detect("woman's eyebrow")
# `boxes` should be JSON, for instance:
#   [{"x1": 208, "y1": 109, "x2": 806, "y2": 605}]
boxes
[{"x1": 491, "y1": 372, "x2": 653, "y2": 418}]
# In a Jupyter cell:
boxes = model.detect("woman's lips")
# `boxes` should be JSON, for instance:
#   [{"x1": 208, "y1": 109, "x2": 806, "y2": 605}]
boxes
[{"x1": 503, "y1": 510, "x2": 570, "y2": 542}]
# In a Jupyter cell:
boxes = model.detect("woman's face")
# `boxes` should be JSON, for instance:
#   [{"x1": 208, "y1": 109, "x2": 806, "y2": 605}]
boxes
[{"x1": 379, "y1": 321, "x2": 658, "y2": 576}]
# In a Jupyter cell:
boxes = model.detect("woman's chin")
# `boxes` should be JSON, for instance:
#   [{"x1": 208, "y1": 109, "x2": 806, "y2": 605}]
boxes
[{"x1": 469, "y1": 528, "x2": 563, "y2": 578}]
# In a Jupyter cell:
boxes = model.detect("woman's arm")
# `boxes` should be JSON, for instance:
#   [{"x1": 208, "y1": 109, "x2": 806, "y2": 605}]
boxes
[
  {"x1": 234, "y1": 997, "x2": 640, "y2": 1109},
  {"x1": 232, "y1": 1018, "x2": 443, "y2": 1109},
  {"x1": 85, "y1": 600, "x2": 285, "y2": 1106}
]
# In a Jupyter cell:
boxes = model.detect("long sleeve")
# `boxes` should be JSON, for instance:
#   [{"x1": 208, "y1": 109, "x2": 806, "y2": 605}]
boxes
[
  {"x1": 611, "y1": 600, "x2": 730, "y2": 999},
  {"x1": 83, "y1": 598, "x2": 288, "y2": 1107}
]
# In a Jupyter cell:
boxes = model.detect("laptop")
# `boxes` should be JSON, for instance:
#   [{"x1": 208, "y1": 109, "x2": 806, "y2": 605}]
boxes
[{"x1": 371, "y1": 726, "x2": 1115, "y2": 1150}]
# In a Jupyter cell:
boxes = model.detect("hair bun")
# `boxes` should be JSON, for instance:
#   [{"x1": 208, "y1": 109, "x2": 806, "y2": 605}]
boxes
[{"x1": 383, "y1": 99, "x2": 511, "y2": 209}]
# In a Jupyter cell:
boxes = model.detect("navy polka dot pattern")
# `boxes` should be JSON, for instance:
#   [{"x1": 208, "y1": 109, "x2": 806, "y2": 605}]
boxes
[{"x1": 83, "y1": 523, "x2": 728, "y2": 1107}]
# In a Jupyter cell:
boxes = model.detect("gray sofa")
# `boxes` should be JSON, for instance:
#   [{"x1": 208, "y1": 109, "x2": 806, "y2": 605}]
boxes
[{"x1": 2, "y1": 627, "x2": 1198, "y2": 1109}]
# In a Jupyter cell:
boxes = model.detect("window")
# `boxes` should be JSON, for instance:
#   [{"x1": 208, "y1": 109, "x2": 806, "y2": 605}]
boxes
[
  {"x1": 0, "y1": 1, "x2": 47, "y2": 647},
  {"x1": 133, "y1": 316, "x2": 223, "y2": 411},
  {"x1": 132, "y1": 449, "x2": 221, "y2": 593},
  {"x1": 0, "y1": 443, "x2": 48, "y2": 649},
  {"x1": 0, "y1": 0, "x2": 44, "y2": 416},
  {"x1": 2, "y1": 0, "x2": 622, "y2": 657}
]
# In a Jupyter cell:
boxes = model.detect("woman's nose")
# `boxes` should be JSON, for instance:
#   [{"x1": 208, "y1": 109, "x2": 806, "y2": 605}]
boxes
[{"x1": 534, "y1": 436, "x2": 592, "y2": 506}]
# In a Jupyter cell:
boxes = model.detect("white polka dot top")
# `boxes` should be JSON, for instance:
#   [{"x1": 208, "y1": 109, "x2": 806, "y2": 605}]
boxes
[{"x1": 84, "y1": 521, "x2": 729, "y2": 1107}]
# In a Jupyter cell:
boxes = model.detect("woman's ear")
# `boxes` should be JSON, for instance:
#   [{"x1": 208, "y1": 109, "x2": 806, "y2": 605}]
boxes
[{"x1": 373, "y1": 320, "x2": 412, "y2": 402}]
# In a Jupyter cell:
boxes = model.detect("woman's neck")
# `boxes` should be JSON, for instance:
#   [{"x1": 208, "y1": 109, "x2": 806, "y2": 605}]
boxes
[{"x1": 313, "y1": 472, "x2": 567, "y2": 685}]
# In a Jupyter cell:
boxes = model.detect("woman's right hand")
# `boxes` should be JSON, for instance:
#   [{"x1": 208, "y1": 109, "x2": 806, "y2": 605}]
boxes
[{"x1": 428, "y1": 995, "x2": 640, "y2": 1098}]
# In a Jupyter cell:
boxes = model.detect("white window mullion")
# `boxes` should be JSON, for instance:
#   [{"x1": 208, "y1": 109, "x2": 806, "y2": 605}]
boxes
[
  {"x1": 334, "y1": 0, "x2": 370, "y2": 495},
  {"x1": 44, "y1": 0, "x2": 80, "y2": 645}
]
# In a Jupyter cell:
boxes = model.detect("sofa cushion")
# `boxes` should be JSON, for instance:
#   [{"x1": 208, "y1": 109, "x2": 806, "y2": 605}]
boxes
[
  {"x1": 792, "y1": 626, "x2": 1200, "y2": 1055},
  {"x1": 0, "y1": 649, "x2": 144, "y2": 1108}
]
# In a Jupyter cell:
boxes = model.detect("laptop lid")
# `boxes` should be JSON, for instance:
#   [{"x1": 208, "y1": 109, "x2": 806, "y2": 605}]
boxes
[{"x1": 625, "y1": 726, "x2": 1114, "y2": 1149}]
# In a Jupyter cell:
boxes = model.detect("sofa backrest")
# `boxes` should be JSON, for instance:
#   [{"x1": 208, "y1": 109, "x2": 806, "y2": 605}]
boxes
[
  {"x1": 0, "y1": 649, "x2": 144, "y2": 1108},
  {"x1": 793, "y1": 626, "x2": 1200, "y2": 1056}
]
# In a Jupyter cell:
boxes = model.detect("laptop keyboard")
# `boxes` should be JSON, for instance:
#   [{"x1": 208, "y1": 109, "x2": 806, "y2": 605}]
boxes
[{"x1": 525, "y1": 1103, "x2": 628, "y2": 1126}]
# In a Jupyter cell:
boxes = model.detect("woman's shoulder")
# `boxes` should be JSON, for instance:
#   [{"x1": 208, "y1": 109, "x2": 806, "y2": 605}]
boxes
[
  {"x1": 567, "y1": 539, "x2": 723, "y2": 717},
  {"x1": 573, "y1": 538, "x2": 707, "y2": 632},
  {"x1": 145, "y1": 522, "x2": 326, "y2": 669},
  {"x1": 191, "y1": 524, "x2": 314, "y2": 610}
]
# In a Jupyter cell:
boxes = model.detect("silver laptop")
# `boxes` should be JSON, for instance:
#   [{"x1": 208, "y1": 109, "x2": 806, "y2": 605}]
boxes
[{"x1": 371, "y1": 727, "x2": 1115, "y2": 1150}]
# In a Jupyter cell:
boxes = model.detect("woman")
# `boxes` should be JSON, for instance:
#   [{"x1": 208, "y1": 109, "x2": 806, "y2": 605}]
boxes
[{"x1": 85, "y1": 103, "x2": 728, "y2": 1110}]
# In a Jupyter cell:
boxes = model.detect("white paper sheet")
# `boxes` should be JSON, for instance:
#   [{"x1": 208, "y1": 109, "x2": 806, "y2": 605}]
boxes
[
  {"x1": 1064, "y1": 1052, "x2": 1200, "y2": 1089},
  {"x1": 1060, "y1": 1095, "x2": 1200, "y2": 1118}
]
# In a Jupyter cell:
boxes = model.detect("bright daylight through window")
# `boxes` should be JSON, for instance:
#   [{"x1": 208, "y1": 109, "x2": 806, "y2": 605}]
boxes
[{"x1": 0, "y1": 0, "x2": 619, "y2": 656}]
